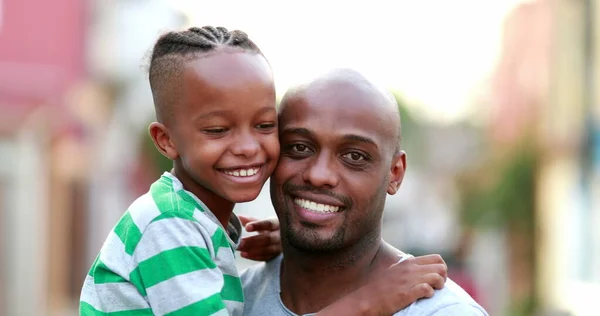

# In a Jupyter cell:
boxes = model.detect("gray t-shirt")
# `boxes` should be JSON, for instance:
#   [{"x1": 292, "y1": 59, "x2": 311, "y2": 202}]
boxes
[{"x1": 241, "y1": 255, "x2": 488, "y2": 316}]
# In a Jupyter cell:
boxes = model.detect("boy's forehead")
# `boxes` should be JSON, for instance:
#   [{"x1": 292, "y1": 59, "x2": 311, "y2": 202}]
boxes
[{"x1": 182, "y1": 52, "x2": 272, "y2": 90}]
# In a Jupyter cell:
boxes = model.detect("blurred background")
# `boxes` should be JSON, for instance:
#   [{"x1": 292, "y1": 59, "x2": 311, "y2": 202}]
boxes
[{"x1": 0, "y1": 0, "x2": 598, "y2": 315}]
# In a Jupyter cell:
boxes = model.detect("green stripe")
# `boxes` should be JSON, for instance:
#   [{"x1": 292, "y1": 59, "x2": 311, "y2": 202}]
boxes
[
  {"x1": 92, "y1": 259, "x2": 127, "y2": 284},
  {"x1": 79, "y1": 302, "x2": 153, "y2": 316},
  {"x1": 151, "y1": 177, "x2": 177, "y2": 214},
  {"x1": 221, "y1": 274, "x2": 244, "y2": 302},
  {"x1": 159, "y1": 174, "x2": 173, "y2": 187},
  {"x1": 211, "y1": 228, "x2": 231, "y2": 256},
  {"x1": 135, "y1": 246, "x2": 215, "y2": 288},
  {"x1": 177, "y1": 190, "x2": 205, "y2": 213},
  {"x1": 113, "y1": 212, "x2": 143, "y2": 255},
  {"x1": 151, "y1": 177, "x2": 196, "y2": 216},
  {"x1": 150, "y1": 210, "x2": 196, "y2": 224},
  {"x1": 129, "y1": 267, "x2": 147, "y2": 297},
  {"x1": 164, "y1": 293, "x2": 226, "y2": 316}
]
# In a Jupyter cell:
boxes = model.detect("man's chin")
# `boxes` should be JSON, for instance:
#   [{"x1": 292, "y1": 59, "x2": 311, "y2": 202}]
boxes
[{"x1": 285, "y1": 227, "x2": 345, "y2": 253}]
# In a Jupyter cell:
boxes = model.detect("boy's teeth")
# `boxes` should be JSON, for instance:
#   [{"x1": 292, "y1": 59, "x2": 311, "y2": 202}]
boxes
[
  {"x1": 293, "y1": 198, "x2": 340, "y2": 214},
  {"x1": 223, "y1": 167, "x2": 259, "y2": 177}
]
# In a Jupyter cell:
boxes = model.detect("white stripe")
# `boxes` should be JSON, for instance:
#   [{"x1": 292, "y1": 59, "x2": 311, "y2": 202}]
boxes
[
  {"x1": 80, "y1": 275, "x2": 101, "y2": 310},
  {"x1": 215, "y1": 247, "x2": 238, "y2": 277},
  {"x1": 164, "y1": 172, "x2": 183, "y2": 192},
  {"x1": 223, "y1": 301, "x2": 244, "y2": 316},
  {"x1": 146, "y1": 268, "x2": 224, "y2": 315},
  {"x1": 128, "y1": 193, "x2": 161, "y2": 232},
  {"x1": 210, "y1": 309, "x2": 231, "y2": 316},
  {"x1": 133, "y1": 217, "x2": 213, "y2": 263},
  {"x1": 193, "y1": 209, "x2": 218, "y2": 236},
  {"x1": 99, "y1": 231, "x2": 134, "y2": 279},
  {"x1": 81, "y1": 275, "x2": 149, "y2": 313}
]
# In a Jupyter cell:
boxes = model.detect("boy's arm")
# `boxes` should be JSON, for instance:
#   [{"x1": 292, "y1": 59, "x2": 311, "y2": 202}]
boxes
[
  {"x1": 132, "y1": 216, "x2": 232, "y2": 315},
  {"x1": 316, "y1": 255, "x2": 448, "y2": 316}
]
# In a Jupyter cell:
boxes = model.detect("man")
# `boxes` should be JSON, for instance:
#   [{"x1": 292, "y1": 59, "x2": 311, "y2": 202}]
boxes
[{"x1": 241, "y1": 69, "x2": 488, "y2": 315}]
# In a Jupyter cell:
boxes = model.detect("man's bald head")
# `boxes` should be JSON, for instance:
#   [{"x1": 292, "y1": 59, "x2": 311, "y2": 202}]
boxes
[{"x1": 280, "y1": 68, "x2": 402, "y2": 153}]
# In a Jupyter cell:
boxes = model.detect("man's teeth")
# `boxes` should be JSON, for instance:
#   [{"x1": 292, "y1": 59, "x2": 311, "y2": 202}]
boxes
[
  {"x1": 294, "y1": 198, "x2": 340, "y2": 213},
  {"x1": 223, "y1": 167, "x2": 259, "y2": 177}
]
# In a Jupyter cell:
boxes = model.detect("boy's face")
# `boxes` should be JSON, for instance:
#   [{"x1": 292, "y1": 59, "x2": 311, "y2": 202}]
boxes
[{"x1": 167, "y1": 52, "x2": 279, "y2": 204}]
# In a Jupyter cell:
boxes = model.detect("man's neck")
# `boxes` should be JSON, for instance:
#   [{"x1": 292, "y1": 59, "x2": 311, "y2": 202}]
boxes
[{"x1": 279, "y1": 233, "x2": 401, "y2": 315}]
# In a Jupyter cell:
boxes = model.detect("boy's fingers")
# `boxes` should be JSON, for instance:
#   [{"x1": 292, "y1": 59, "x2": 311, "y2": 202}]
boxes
[
  {"x1": 239, "y1": 242, "x2": 281, "y2": 257},
  {"x1": 419, "y1": 273, "x2": 446, "y2": 290},
  {"x1": 412, "y1": 254, "x2": 445, "y2": 265},
  {"x1": 238, "y1": 234, "x2": 272, "y2": 251},
  {"x1": 238, "y1": 215, "x2": 258, "y2": 227},
  {"x1": 415, "y1": 263, "x2": 448, "y2": 280},
  {"x1": 246, "y1": 217, "x2": 279, "y2": 232},
  {"x1": 241, "y1": 244, "x2": 281, "y2": 261},
  {"x1": 410, "y1": 283, "x2": 435, "y2": 300},
  {"x1": 241, "y1": 252, "x2": 275, "y2": 262}
]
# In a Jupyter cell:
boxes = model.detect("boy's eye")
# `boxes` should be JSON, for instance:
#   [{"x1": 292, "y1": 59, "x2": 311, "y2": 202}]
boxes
[
  {"x1": 256, "y1": 122, "x2": 276, "y2": 130},
  {"x1": 203, "y1": 127, "x2": 228, "y2": 134}
]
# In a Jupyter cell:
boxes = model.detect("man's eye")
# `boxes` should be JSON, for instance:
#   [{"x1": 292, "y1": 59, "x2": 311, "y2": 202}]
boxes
[
  {"x1": 342, "y1": 152, "x2": 367, "y2": 162},
  {"x1": 292, "y1": 144, "x2": 309, "y2": 153}
]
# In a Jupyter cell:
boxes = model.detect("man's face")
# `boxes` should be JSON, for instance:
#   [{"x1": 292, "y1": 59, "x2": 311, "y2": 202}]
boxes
[{"x1": 270, "y1": 81, "x2": 406, "y2": 252}]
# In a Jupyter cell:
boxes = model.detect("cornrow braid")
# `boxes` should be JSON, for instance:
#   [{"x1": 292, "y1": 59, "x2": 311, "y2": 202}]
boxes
[
  {"x1": 150, "y1": 26, "x2": 261, "y2": 61},
  {"x1": 148, "y1": 26, "x2": 263, "y2": 124}
]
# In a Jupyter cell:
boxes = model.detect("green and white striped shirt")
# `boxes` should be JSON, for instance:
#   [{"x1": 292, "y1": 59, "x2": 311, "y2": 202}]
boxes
[{"x1": 80, "y1": 172, "x2": 244, "y2": 316}]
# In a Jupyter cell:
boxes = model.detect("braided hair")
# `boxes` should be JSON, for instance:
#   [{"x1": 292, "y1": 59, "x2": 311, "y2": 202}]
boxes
[{"x1": 149, "y1": 26, "x2": 263, "y2": 123}]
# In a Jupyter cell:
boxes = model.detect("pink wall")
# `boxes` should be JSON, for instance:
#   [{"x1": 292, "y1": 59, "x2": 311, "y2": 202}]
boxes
[{"x1": 0, "y1": 0, "x2": 86, "y2": 107}]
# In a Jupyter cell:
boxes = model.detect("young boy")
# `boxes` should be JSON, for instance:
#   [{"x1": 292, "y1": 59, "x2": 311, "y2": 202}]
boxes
[{"x1": 80, "y1": 26, "x2": 447, "y2": 316}]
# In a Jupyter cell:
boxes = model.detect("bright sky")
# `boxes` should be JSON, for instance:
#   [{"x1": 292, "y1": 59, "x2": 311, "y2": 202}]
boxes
[{"x1": 171, "y1": 0, "x2": 526, "y2": 123}]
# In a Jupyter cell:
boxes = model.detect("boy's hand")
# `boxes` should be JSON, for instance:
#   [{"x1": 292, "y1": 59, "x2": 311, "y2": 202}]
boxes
[
  {"x1": 316, "y1": 254, "x2": 448, "y2": 315},
  {"x1": 367, "y1": 254, "x2": 447, "y2": 314},
  {"x1": 237, "y1": 215, "x2": 282, "y2": 262}
]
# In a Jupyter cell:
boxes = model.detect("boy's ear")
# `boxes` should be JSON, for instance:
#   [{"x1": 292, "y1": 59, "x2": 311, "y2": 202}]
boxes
[
  {"x1": 387, "y1": 150, "x2": 406, "y2": 195},
  {"x1": 149, "y1": 122, "x2": 178, "y2": 160}
]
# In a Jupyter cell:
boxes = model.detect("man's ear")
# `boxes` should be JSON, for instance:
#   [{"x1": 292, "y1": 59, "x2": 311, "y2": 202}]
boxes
[
  {"x1": 387, "y1": 150, "x2": 406, "y2": 195},
  {"x1": 149, "y1": 122, "x2": 178, "y2": 160}
]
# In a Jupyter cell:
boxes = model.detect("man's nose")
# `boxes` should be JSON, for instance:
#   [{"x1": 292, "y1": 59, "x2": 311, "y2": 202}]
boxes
[{"x1": 302, "y1": 152, "x2": 339, "y2": 188}]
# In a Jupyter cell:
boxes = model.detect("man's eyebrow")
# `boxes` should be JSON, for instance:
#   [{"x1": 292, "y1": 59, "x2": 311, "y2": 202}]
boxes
[
  {"x1": 282, "y1": 127, "x2": 313, "y2": 137},
  {"x1": 343, "y1": 134, "x2": 378, "y2": 148},
  {"x1": 282, "y1": 127, "x2": 378, "y2": 148}
]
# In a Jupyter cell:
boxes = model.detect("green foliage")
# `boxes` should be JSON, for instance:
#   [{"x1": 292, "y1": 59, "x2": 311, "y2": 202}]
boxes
[
  {"x1": 459, "y1": 142, "x2": 537, "y2": 231},
  {"x1": 140, "y1": 129, "x2": 172, "y2": 175}
]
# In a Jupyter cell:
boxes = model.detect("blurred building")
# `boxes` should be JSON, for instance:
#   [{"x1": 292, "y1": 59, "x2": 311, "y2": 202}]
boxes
[
  {"x1": 0, "y1": 0, "x2": 182, "y2": 315},
  {"x1": 0, "y1": 0, "x2": 90, "y2": 315},
  {"x1": 488, "y1": 0, "x2": 600, "y2": 315},
  {"x1": 535, "y1": 0, "x2": 600, "y2": 315}
]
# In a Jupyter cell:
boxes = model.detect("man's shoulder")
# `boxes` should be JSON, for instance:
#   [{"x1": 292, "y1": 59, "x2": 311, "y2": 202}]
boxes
[
  {"x1": 241, "y1": 255, "x2": 281, "y2": 289},
  {"x1": 394, "y1": 279, "x2": 488, "y2": 316},
  {"x1": 240, "y1": 255, "x2": 283, "y2": 316}
]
